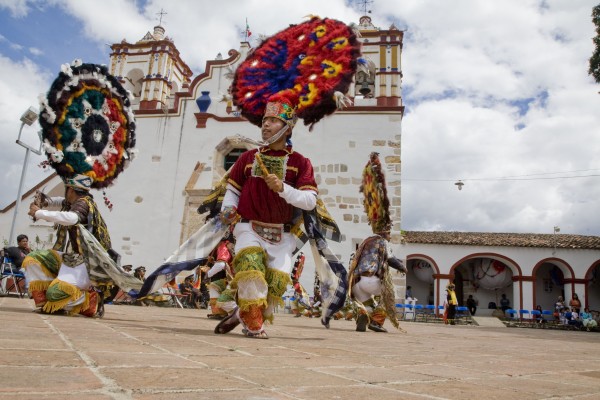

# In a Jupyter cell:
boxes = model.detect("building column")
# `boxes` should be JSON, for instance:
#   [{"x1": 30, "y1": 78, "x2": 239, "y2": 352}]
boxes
[{"x1": 518, "y1": 277, "x2": 534, "y2": 311}]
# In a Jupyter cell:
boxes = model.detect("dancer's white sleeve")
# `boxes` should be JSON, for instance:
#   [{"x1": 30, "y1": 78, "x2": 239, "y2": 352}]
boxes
[
  {"x1": 45, "y1": 196, "x2": 66, "y2": 208},
  {"x1": 221, "y1": 184, "x2": 240, "y2": 210},
  {"x1": 279, "y1": 185, "x2": 317, "y2": 210},
  {"x1": 34, "y1": 210, "x2": 78, "y2": 225}
]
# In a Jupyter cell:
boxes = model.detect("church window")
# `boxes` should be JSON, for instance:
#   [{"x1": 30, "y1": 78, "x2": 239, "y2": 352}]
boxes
[{"x1": 224, "y1": 148, "x2": 245, "y2": 170}]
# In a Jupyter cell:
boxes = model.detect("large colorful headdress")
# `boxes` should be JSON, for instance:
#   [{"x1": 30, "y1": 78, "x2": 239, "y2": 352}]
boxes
[
  {"x1": 39, "y1": 60, "x2": 136, "y2": 189},
  {"x1": 232, "y1": 16, "x2": 361, "y2": 130},
  {"x1": 361, "y1": 152, "x2": 392, "y2": 235}
]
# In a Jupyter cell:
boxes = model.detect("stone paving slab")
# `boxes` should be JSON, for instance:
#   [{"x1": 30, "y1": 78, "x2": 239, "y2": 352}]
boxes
[{"x1": 1, "y1": 296, "x2": 599, "y2": 400}]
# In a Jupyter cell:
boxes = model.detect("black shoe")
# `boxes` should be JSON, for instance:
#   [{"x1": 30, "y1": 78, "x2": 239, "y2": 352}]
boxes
[
  {"x1": 368, "y1": 322, "x2": 387, "y2": 333},
  {"x1": 214, "y1": 308, "x2": 241, "y2": 334},
  {"x1": 356, "y1": 314, "x2": 368, "y2": 332}
]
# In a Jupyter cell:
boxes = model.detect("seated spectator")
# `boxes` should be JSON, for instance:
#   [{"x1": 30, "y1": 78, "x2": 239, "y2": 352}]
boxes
[
  {"x1": 3, "y1": 234, "x2": 32, "y2": 271},
  {"x1": 534, "y1": 305, "x2": 544, "y2": 323},
  {"x1": 500, "y1": 294, "x2": 510, "y2": 311},
  {"x1": 581, "y1": 307, "x2": 598, "y2": 331},
  {"x1": 569, "y1": 293, "x2": 581, "y2": 313},
  {"x1": 564, "y1": 308, "x2": 583, "y2": 329},
  {"x1": 133, "y1": 266, "x2": 150, "y2": 306},
  {"x1": 179, "y1": 275, "x2": 201, "y2": 309},
  {"x1": 466, "y1": 295, "x2": 477, "y2": 316},
  {"x1": 134, "y1": 266, "x2": 146, "y2": 282},
  {"x1": 555, "y1": 296, "x2": 566, "y2": 315}
]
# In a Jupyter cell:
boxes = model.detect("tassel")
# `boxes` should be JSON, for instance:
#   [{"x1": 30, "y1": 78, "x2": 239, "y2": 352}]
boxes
[
  {"x1": 102, "y1": 190, "x2": 113, "y2": 211},
  {"x1": 38, "y1": 160, "x2": 52, "y2": 170}
]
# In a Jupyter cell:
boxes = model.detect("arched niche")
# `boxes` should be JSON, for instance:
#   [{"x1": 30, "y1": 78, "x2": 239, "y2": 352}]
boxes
[
  {"x1": 212, "y1": 136, "x2": 255, "y2": 184},
  {"x1": 124, "y1": 68, "x2": 144, "y2": 97}
]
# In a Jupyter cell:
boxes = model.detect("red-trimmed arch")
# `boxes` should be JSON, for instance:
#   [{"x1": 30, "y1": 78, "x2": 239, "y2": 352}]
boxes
[
  {"x1": 449, "y1": 252, "x2": 523, "y2": 309},
  {"x1": 406, "y1": 254, "x2": 441, "y2": 306},
  {"x1": 531, "y1": 257, "x2": 574, "y2": 309},
  {"x1": 583, "y1": 259, "x2": 600, "y2": 308}
]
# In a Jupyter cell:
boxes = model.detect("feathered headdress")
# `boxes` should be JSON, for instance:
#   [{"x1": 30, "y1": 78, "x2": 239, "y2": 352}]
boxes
[
  {"x1": 360, "y1": 152, "x2": 392, "y2": 234},
  {"x1": 231, "y1": 16, "x2": 361, "y2": 130},
  {"x1": 39, "y1": 60, "x2": 136, "y2": 189}
]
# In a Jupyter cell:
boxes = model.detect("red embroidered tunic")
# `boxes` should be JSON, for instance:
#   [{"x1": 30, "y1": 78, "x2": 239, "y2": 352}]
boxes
[{"x1": 228, "y1": 146, "x2": 317, "y2": 224}]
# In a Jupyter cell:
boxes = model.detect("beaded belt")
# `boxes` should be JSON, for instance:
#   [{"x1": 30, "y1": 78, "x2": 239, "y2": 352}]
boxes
[{"x1": 240, "y1": 219, "x2": 291, "y2": 244}]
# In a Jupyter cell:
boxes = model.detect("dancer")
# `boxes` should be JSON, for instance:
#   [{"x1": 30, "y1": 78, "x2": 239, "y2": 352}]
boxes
[
  {"x1": 289, "y1": 252, "x2": 313, "y2": 317},
  {"x1": 22, "y1": 60, "x2": 138, "y2": 316},
  {"x1": 27, "y1": 176, "x2": 112, "y2": 315},
  {"x1": 214, "y1": 97, "x2": 317, "y2": 338},
  {"x1": 348, "y1": 153, "x2": 407, "y2": 333},
  {"x1": 206, "y1": 234, "x2": 236, "y2": 318},
  {"x1": 214, "y1": 16, "x2": 361, "y2": 338}
]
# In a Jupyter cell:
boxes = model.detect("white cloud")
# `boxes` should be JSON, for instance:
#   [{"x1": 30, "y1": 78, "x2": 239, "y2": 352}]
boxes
[
  {"x1": 0, "y1": 0, "x2": 31, "y2": 17},
  {"x1": 0, "y1": 55, "x2": 53, "y2": 209},
  {"x1": 57, "y1": 0, "x2": 360, "y2": 72},
  {"x1": 29, "y1": 47, "x2": 43, "y2": 56}
]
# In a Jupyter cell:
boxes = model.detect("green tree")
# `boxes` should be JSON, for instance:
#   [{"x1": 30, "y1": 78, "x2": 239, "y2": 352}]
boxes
[{"x1": 589, "y1": 4, "x2": 600, "y2": 83}]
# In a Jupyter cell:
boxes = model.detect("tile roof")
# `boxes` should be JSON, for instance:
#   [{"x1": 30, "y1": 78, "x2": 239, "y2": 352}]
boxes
[{"x1": 402, "y1": 231, "x2": 600, "y2": 250}]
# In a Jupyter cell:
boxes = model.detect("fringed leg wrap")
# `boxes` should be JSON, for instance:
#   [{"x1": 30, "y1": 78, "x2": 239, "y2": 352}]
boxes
[
  {"x1": 29, "y1": 281, "x2": 51, "y2": 308},
  {"x1": 43, "y1": 279, "x2": 82, "y2": 314},
  {"x1": 231, "y1": 247, "x2": 268, "y2": 331},
  {"x1": 22, "y1": 250, "x2": 61, "y2": 305},
  {"x1": 78, "y1": 291, "x2": 97, "y2": 317},
  {"x1": 22, "y1": 250, "x2": 61, "y2": 278},
  {"x1": 208, "y1": 278, "x2": 227, "y2": 293},
  {"x1": 240, "y1": 304, "x2": 265, "y2": 333},
  {"x1": 371, "y1": 307, "x2": 387, "y2": 326},
  {"x1": 264, "y1": 268, "x2": 292, "y2": 323},
  {"x1": 31, "y1": 290, "x2": 48, "y2": 308},
  {"x1": 216, "y1": 288, "x2": 237, "y2": 313}
]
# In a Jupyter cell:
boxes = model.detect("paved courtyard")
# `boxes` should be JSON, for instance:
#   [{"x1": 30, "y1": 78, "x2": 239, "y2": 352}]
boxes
[{"x1": 0, "y1": 296, "x2": 599, "y2": 400}]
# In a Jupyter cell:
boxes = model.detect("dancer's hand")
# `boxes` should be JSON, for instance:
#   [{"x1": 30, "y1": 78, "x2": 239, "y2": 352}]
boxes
[
  {"x1": 28, "y1": 203, "x2": 41, "y2": 218},
  {"x1": 220, "y1": 206, "x2": 238, "y2": 225},
  {"x1": 264, "y1": 174, "x2": 284, "y2": 193}
]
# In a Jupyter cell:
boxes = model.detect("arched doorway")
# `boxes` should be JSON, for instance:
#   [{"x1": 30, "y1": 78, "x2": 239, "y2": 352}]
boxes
[
  {"x1": 451, "y1": 254, "x2": 519, "y2": 316},
  {"x1": 532, "y1": 258, "x2": 574, "y2": 312},
  {"x1": 406, "y1": 255, "x2": 438, "y2": 306},
  {"x1": 586, "y1": 262, "x2": 600, "y2": 311},
  {"x1": 533, "y1": 262, "x2": 565, "y2": 310}
]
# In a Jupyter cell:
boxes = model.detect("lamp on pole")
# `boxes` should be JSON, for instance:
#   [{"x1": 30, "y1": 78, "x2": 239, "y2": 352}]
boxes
[
  {"x1": 8, "y1": 107, "x2": 41, "y2": 246},
  {"x1": 552, "y1": 226, "x2": 560, "y2": 256}
]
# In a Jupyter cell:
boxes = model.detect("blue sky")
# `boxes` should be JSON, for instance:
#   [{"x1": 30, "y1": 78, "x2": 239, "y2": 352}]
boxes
[
  {"x1": 1, "y1": 0, "x2": 600, "y2": 237},
  {"x1": 0, "y1": 2, "x2": 111, "y2": 72}
]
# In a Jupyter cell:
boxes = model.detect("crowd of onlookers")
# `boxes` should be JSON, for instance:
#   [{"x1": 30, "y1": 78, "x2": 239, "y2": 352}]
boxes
[
  {"x1": 545, "y1": 294, "x2": 599, "y2": 331},
  {"x1": 504, "y1": 293, "x2": 599, "y2": 332},
  {"x1": 102, "y1": 264, "x2": 209, "y2": 309}
]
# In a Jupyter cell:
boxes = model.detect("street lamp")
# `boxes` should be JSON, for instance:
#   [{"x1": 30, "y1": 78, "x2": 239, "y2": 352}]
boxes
[
  {"x1": 8, "y1": 107, "x2": 41, "y2": 246},
  {"x1": 552, "y1": 226, "x2": 560, "y2": 255}
]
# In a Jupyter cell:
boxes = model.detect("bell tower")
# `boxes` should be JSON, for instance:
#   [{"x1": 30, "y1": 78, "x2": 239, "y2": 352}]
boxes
[
  {"x1": 109, "y1": 24, "x2": 193, "y2": 111},
  {"x1": 353, "y1": 15, "x2": 403, "y2": 108}
]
